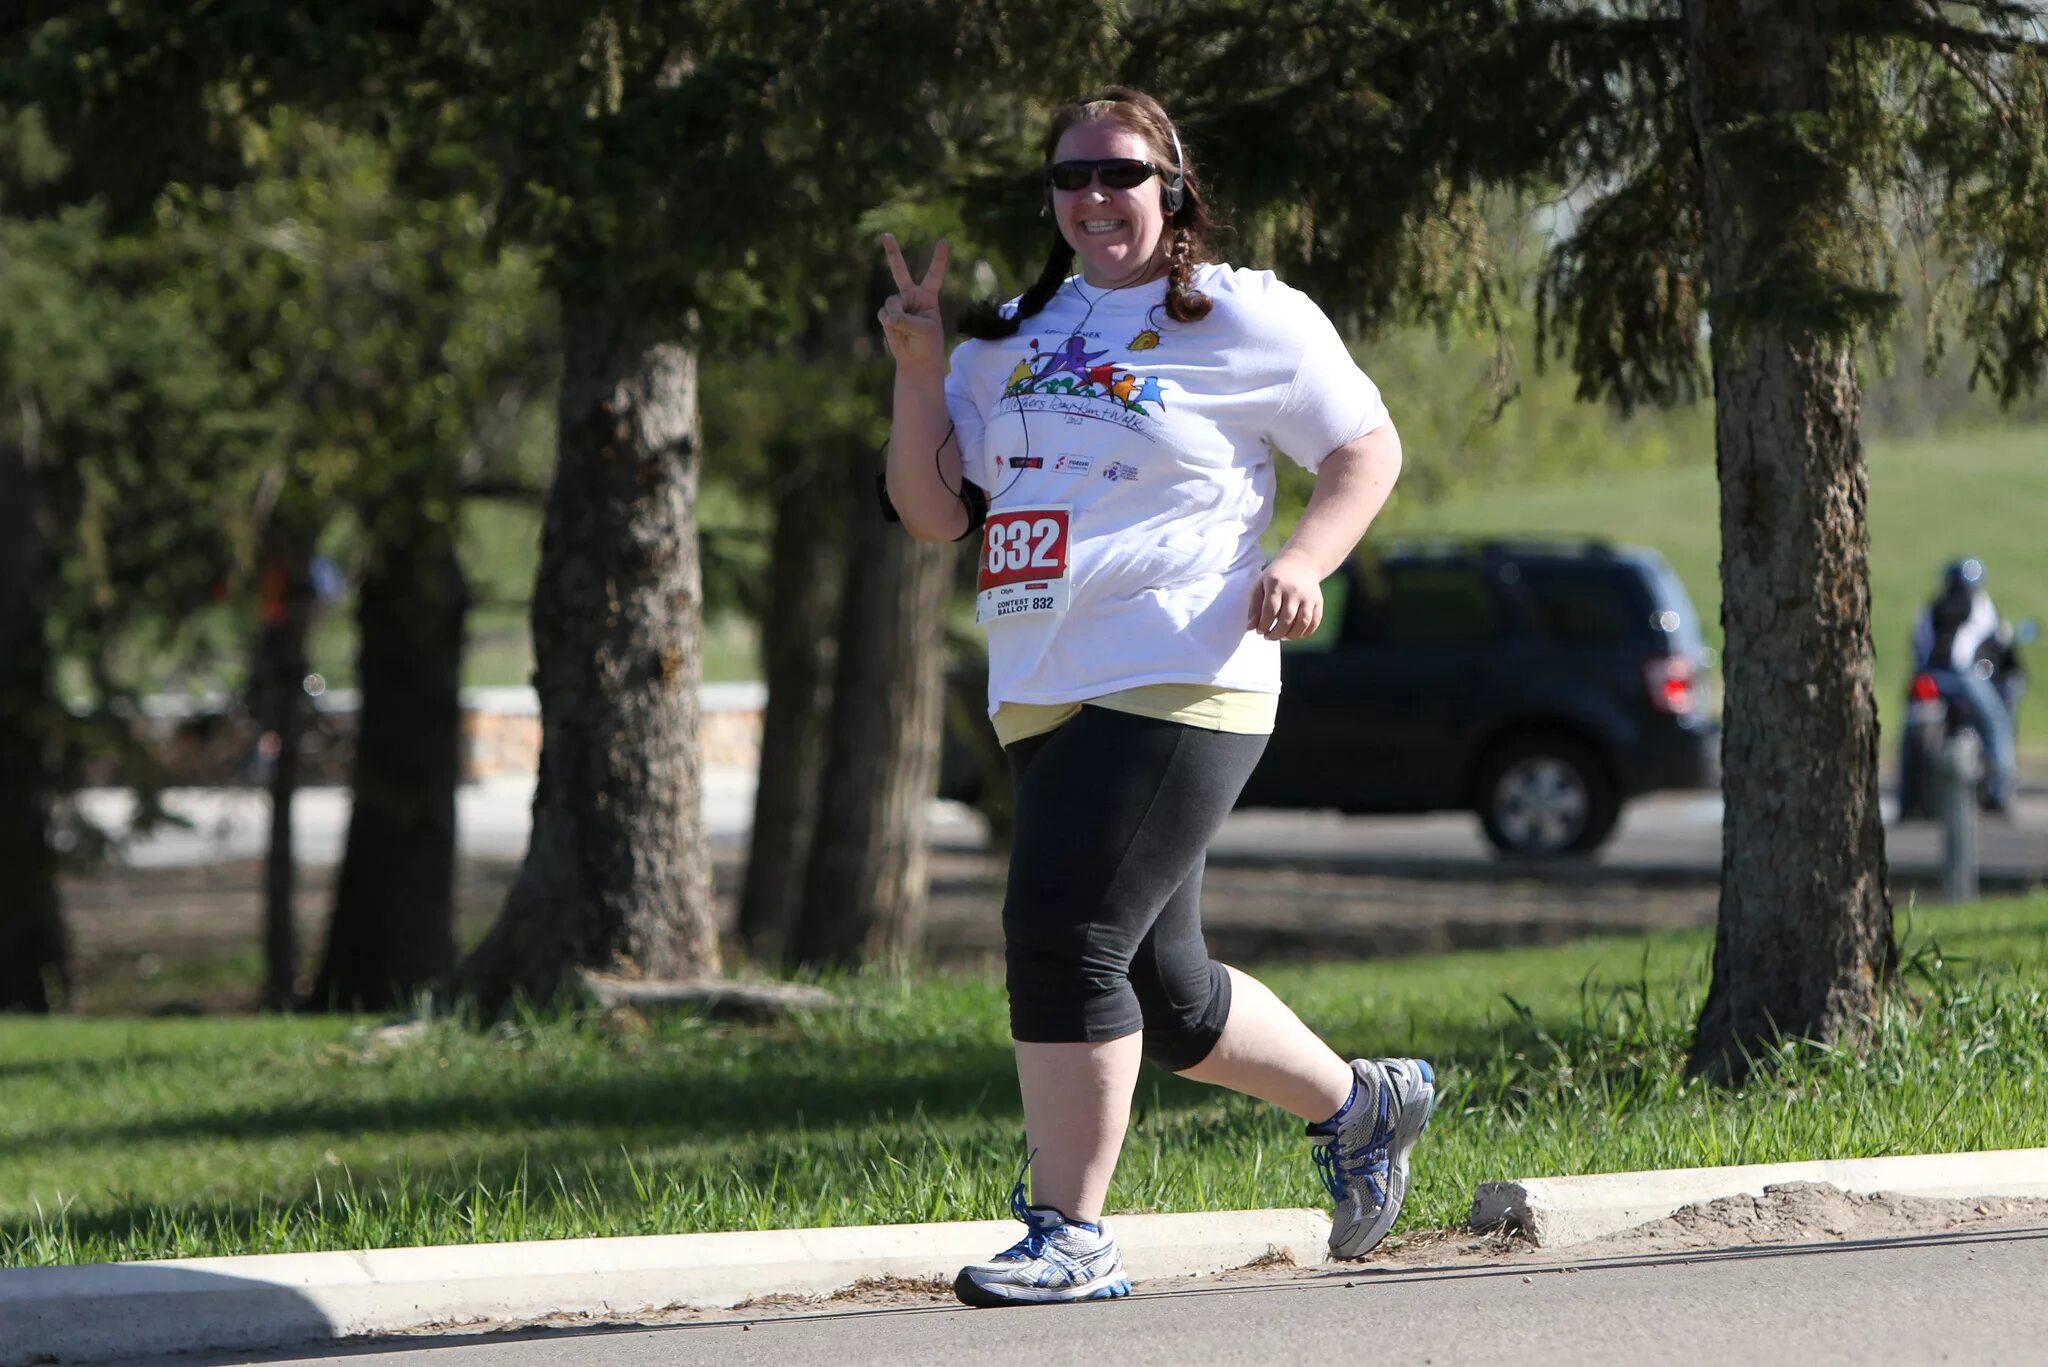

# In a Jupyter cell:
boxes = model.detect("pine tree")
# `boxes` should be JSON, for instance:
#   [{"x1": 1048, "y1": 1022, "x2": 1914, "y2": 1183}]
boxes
[{"x1": 1138, "y1": 0, "x2": 2048, "y2": 1076}]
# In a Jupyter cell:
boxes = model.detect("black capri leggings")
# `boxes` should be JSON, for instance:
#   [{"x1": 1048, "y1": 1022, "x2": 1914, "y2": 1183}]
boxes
[{"x1": 1002, "y1": 705, "x2": 1269, "y2": 1071}]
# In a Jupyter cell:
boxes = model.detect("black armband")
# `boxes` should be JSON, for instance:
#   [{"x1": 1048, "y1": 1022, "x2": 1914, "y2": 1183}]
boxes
[
  {"x1": 876, "y1": 474, "x2": 987, "y2": 542},
  {"x1": 955, "y1": 480, "x2": 987, "y2": 541}
]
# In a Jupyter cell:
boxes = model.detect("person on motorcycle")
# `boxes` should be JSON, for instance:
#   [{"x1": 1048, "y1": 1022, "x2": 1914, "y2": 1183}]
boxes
[{"x1": 1911, "y1": 557, "x2": 2019, "y2": 813}]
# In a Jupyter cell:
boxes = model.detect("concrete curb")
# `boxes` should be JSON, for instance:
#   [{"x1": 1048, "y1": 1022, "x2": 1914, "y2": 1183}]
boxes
[
  {"x1": 0, "y1": 1207, "x2": 1328, "y2": 1366},
  {"x1": 1468, "y1": 1146, "x2": 2048, "y2": 1248}
]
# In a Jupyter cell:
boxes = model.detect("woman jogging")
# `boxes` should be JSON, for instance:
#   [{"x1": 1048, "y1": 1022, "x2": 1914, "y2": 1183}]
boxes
[{"x1": 877, "y1": 86, "x2": 1430, "y2": 1308}]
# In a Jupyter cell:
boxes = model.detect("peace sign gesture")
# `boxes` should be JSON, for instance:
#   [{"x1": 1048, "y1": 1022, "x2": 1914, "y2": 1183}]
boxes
[{"x1": 877, "y1": 233, "x2": 950, "y2": 373}]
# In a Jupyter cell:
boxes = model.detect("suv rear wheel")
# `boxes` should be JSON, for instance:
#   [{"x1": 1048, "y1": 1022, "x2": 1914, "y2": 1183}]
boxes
[{"x1": 1475, "y1": 734, "x2": 1621, "y2": 858}]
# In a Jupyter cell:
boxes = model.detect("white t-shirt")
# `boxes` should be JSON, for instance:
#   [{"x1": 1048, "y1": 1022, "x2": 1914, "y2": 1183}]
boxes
[{"x1": 943, "y1": 262, "x2": 1389, "y2": 711}]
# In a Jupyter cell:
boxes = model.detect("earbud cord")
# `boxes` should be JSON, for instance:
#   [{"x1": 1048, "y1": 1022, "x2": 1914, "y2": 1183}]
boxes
[
  {"x1": 990, "y1": 268, "x2": 1159, "y2": 502},
  {"x1": 920, "y1": 265, "x2": 1158, "y2": 514}
]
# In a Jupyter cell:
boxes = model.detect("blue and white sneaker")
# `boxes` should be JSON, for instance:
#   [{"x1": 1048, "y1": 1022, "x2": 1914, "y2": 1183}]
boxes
[
  {"x1": 953, "y1": 1179, "x2": 1132, "y2": 1307},
  {"x1": 1309, "y1": 1056, "x2": 1436, "y2": 1259}
]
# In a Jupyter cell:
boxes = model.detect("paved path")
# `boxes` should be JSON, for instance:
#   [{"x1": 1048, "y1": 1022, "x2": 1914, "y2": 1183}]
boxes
[
  {"x1": 74, "y1": 772, "x2": 2048, "y2": 890},
  {"x1": 150, "y1": 1223, "x2": 2048, "y2": 1366}
]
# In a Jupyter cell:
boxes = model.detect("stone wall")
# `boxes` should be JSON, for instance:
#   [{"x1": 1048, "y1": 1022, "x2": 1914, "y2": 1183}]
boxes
[{"x1": 458, "y1": 683, "x2": 763, "y2": 777}]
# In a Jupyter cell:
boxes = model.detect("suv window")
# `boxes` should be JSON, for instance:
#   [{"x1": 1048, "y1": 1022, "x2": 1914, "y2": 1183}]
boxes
[
  {"x1": 1346, "y1": 561, "x2": 1503, "y2": 645},
  {"x1": 1516, "y1": 562, "x2": 1651, "y2": 643}
]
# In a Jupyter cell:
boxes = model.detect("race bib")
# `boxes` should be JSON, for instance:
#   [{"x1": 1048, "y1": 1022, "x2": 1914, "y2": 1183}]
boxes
[{"x1": 976, "y1": 505, "x2": 1071, "y2": 625}]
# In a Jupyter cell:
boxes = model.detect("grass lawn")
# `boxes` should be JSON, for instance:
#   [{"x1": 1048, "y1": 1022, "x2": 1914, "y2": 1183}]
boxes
[
  {"x1": 1387, "y1": 421, "x2": 2048, "y2": 752},
  {"x1": 5, "y1": 893, "x2": 2044, "y2": 1268}
]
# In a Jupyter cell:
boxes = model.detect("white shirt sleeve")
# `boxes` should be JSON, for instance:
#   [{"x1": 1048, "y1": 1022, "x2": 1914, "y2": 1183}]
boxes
[
  {"x1": 942, "y1": 341, "x2": 993, "y2": 492},
  {"x1": 1263, "y1": 295, "x2": 1390, "y2": 473},
  {"x1": 1953, "y1": 591, "x2": 2000, "y2": 670}
]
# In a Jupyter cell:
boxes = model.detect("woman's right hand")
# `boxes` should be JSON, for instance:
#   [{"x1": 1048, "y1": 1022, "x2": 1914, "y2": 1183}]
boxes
[{"x1": 878, "y1": 233, "x2": 949, "y2": 373}]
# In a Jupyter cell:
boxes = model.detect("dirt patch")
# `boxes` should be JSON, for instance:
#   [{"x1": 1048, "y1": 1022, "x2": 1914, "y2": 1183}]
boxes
[
  {"x1": 829, "y1": 1273, "x2": 957, "y2": 1304},
  {"x1": 1582, "y1": 1181, "x2": 2048, "y2": 1254},
  {"x1": 725, "y1": 1291, "x2": 827, "y2": 1313}
]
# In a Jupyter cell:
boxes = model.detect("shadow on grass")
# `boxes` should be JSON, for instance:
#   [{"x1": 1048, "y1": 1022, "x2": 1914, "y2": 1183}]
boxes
[
  {"x1": 1, "y1": 1118, "x2": 1030, "y2": 1257},
  {"x1": 2, "y1": 1019, "x2": 1542, "y2": 1259},
  {"x1": 1, "y1": 1035, "x2": 1029, "y2": 1158},
  {"x1": 5, "y1": 1002, "x2": 1647, "y2": 1165},
  {"x1": 0, "y1": 1054, "x2": 194, "y2": 1085},
  {"x1": 1199, "y1": 915, "x2": 1682, "y2": 968},
  {"x1": 10, "y1": 940, "x2": 1735, "y2": 1219}
]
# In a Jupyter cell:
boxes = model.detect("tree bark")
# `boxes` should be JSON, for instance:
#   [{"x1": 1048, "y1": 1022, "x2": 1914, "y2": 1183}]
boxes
[
  {"x1": 788, "y1": 450, "x2": 952, "y2": 970},
  {"x1": 1684, "y1": 0, "x2": 1894, "y2": 1079},
  {"x1": 0, "y1": 437, "x2": 67, "y2": 1013},
  {"x1": 450, "y1": 302, "x2": 718, "y2": 1015},
  {"x1": 735, "y1": 442, "x2": 840, "y2": 962},
  {"x1": 311, "y1": 503, "x2": 466, "y2": 1010}
]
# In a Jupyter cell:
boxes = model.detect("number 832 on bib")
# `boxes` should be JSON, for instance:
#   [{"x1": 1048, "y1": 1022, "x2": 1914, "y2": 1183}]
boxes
[{"x1": 975, "y1": 505, "x2": 1071, "y2": 626}]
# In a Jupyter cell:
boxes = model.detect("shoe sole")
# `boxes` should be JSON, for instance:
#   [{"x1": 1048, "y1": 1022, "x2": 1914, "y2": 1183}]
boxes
[
  {"x1": 952, "y1": 1268, "x2": 1133, "y2": 1308},
  {"x1": 1330, "y1": 1058, "x2": 1436, "y2": 1260}
]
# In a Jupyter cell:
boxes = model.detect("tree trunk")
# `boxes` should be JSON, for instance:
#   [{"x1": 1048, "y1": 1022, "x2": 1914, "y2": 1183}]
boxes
[
  {"x1": 311, "y1": 504, "x2": 466, "y2": 1010},
  {"x1": 788, "y1": 450, "x2": 951, "y2": 970},
  {"x1": 256, "y1": 549, "x2": 315, "y2": 1013},
  {"x1": 1684, "y1": 0, "x2": 1894, "y2": 1080},
  {"x1": 450, "y1": 302, "x2": 718, "y2": 1015},
  {"x1": 735, "y1": 443, "x2": 840, "y2": 962},
  {"x1": 0, "y1": 437, "x2": 67, "y2": 1013}
]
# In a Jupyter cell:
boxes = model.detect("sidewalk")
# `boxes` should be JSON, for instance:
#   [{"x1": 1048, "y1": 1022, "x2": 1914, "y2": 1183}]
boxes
[{"x1": 7, "y1": 1150, "x2": 2046, "y2": 1367}]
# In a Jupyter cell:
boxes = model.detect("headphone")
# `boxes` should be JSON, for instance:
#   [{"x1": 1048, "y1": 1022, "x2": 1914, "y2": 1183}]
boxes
[
  {"x1": 1162, "y1": 122, "x2": 1187, "y2": 215},
  {"x1": 1041, "y1": 112, "x2": 1188, "y2": 219}
]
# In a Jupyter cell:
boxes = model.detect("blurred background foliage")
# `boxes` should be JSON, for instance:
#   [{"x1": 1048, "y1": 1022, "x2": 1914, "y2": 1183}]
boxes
[{"x1": 4, "y1": 4, "x2": 2044, "y2": 709}]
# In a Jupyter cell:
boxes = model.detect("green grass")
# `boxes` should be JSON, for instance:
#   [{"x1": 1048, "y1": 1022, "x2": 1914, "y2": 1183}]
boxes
[
  {"x1": 1386, "y1": 421, "x2": 2048, "y2": 748},
  {"x1": 6, "y1": 894, "x2": 2046, "y2": 1267}
]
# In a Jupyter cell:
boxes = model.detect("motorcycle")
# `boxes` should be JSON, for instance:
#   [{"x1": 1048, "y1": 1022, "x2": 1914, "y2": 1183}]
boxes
[{"x1": 1897, "y1": 616, "x2": 2036, "y2": 820}]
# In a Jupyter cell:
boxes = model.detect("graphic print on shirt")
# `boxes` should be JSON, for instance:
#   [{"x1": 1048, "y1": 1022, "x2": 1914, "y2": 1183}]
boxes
[
  {"x1": 978, "y1": 327, "x2": 1170, "y2": 618},
  {"x1": 998, "y1": 329, "x2": 1173, "y2": 442},
  {"x1": 948, "y1": 263, "x2": 1393, "y2": 706}
]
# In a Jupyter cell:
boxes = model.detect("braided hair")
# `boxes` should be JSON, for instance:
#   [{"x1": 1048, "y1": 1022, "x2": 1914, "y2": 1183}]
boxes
[{"x1": 960, "y1": 86, "x2": 1216, "y2": 341}]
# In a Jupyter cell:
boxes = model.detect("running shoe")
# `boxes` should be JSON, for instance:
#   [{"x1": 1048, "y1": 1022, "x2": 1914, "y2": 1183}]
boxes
[
  {"x1": 1309, "y1": 1056, "x2": 1436, "y2": 1259},
  {"x1": 953, "y1": 1178, "x2": 1132, "y2": 1307}
]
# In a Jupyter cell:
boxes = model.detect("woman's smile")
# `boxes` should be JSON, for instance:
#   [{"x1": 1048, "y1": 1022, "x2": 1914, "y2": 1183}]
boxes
[{"x1": 1052, "y1": 122, "x2": 1168, "y2": 287}]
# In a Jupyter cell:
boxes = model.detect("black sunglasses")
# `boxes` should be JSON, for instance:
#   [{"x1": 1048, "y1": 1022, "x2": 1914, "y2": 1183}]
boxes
[{"x1": 1046, "y1": 158, "x2": 1168, "y2": 192}]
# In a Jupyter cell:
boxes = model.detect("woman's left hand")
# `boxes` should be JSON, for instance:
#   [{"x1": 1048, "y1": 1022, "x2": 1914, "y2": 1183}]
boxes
[{"x1": 1247, "y1": 550, "x2": 1324, "y2": 641}]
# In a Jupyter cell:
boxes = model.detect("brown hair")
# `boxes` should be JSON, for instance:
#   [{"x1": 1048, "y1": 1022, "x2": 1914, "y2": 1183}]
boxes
[{"x1": 959, "y1": 86, "x2": 1216, "y2": 340}]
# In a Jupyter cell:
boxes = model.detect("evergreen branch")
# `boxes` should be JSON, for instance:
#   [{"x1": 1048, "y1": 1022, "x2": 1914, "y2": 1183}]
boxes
[
  {"x1": 1847, "y1": 2, "x2": 2048, "y2": 56},
  {"x1": 1933, "y1": 40, "x2": 2018, "y2": 127}
]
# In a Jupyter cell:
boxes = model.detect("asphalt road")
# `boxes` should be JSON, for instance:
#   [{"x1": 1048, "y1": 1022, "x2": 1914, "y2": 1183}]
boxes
[
  {"x1": 76, "y1": 770, "x2": 2048, "y2": 889},
  {"x1": 159, "y1": 1223, "x2": 2048, "y2": 1367}
]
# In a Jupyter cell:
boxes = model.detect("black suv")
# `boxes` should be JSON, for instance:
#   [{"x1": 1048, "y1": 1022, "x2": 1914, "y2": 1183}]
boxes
[{"x1": 1236, "y1": 538, "x2": 1720, "y2": 856}]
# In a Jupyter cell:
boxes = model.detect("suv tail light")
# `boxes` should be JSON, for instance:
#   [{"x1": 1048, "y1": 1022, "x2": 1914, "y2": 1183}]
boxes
[
  {"x1": 1909, "y1": 672, "x2": 1941, "y2": 704},
  {"x1": 1644, "y1": 654, "x2": 1695, "y2": 716}
]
